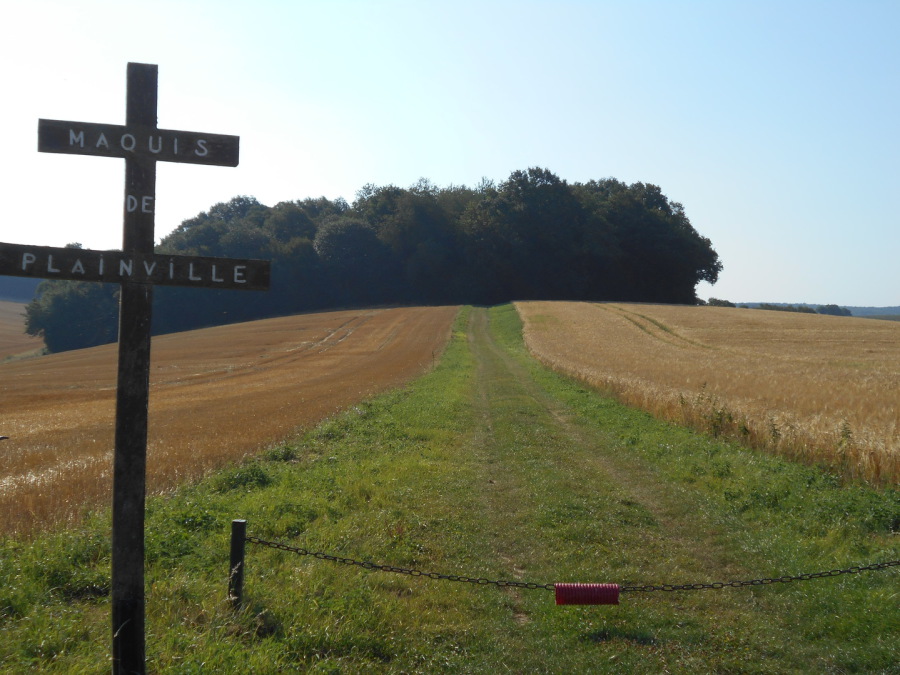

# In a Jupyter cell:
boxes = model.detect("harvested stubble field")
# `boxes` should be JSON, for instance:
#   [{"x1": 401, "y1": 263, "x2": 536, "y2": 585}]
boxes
[
  {"x1": 517, "y1": 301, "x2": 900, "y2": 486},
  {"x1": 0, "y1": 306, "x2": 457, "y2": 535}
]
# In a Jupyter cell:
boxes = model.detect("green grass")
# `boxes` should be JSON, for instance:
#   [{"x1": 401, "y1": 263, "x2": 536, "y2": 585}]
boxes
[{"x1": 1, "y1": 305, "x2": 898, "y2": 673}]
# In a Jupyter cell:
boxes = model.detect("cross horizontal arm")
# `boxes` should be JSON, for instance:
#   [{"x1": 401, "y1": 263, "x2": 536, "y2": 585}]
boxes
[
  {"x1": 38, "y1": 119, "x2": 240, "y2": 167},
  {"x1": 0, "y1": 243, "x2": 269, "y2": 290}
]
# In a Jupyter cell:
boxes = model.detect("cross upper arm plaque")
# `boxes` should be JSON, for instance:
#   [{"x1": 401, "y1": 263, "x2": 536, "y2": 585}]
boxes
[{"x1": 0, "y1": 63, "x2": 270, "y2": 674}]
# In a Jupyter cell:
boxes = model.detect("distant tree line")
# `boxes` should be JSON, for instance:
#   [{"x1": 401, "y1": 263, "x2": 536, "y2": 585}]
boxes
[
  {"x1": 703, "y1": 299, "x2": 853, "y2": 316},
  {"x1": 756, "y1": 303, "x2": 817, "y2": 314},
  {"x1": 25, "y1": 168, "x2": 723, "y2": 352},
  {"x1": 813, "y1": 304, "x2": 853, "y2": 316},
  {"x1": 754, "y1": 303, "x2": 852, "y2": 316},
  {"x1": 705, "y1": 298, "x2": 736, "y2": 307}
]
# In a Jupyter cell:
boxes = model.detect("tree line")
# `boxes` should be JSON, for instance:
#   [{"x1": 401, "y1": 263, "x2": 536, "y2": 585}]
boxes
[
  {"x1": 754, "y1": 303, "x2": 852, "y2": 316},
  {"x1": 25, "y1": 167, "x2": 723, "y2": 352},
  {"x1": 707, "y1": 299, "x2": 853, "y2": 316}
]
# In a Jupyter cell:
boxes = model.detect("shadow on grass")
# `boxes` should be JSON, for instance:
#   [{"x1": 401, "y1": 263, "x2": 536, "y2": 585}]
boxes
[{"x1": 582, "y1": 628, "x2": 659, "y2": 646}]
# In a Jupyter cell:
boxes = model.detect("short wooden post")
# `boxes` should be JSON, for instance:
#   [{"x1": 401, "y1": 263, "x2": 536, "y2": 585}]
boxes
[{"x1": 229, "y1": 519, "x2": 247, "y2": 609}]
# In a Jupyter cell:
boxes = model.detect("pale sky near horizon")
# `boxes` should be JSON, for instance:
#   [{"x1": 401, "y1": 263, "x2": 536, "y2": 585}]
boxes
[{"x1": 1, "y1": 1, "x2": 897, "y2": 306}]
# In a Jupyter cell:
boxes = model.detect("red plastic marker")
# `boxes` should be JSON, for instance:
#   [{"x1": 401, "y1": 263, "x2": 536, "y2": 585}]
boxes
[{"x1": 555, "y1": 583, "x2": 620, "y2": 605}]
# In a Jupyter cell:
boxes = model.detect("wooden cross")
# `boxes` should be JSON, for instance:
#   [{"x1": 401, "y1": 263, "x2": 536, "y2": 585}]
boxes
[{"x1": 0, "y1": 63, "x2": 270, "y2": 674}]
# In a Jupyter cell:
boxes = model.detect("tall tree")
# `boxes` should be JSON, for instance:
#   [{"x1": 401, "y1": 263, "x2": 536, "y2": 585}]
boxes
[
  {"x1": 577, "y1": 181, "x2": 721, "y2": 303},
  {"x1": 26, "y1": 279, "x2": 118, "y2": 352},
  {"x1": 313, "y1": 216, "x2": 397, "y2": 305}
]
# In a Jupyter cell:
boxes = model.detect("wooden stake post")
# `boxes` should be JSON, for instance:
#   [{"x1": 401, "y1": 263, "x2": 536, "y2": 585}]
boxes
[{"x1": 0, "y1": 63, "x2": 269, "y2": 674}]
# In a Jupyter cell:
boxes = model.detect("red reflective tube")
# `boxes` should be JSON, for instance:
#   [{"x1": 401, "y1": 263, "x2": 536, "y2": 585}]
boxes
[{"x1": 555, "y1": 583, "x2": 620, "y2": 605}]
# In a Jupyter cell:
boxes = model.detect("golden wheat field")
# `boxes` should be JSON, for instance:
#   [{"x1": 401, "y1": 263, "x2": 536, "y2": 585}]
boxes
[
  {"x1": 517, "y1": 301, "x2": 900, "y2": 486},
  {"x1": 0, "y1": 306, "x2": 458, "y2": 535}
]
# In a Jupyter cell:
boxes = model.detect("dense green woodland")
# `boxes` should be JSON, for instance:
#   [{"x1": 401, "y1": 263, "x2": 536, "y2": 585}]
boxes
[{"x1": 25, "y1": 168, "x2": 722, "y2": 352}]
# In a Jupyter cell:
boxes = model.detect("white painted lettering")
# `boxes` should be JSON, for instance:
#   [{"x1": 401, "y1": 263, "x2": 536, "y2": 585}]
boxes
[
  {"x1": 194, "y1": 139, "x2": 208, "y2": 157},
  {"x1": 71, "y1": 259, "x2": 85, "y2": 274},
  {"x1": 47, "y1": 255, "x2": 60, "y2": 273},
  {"x1": 126, "y1": 195, "x2": 154, "y2": 213},
  {"x1": 234, "y1": 266, "x2": 247, "y2": 283},
  {"x1": 21, "y1": 253, "x2": 36, "y2": 271},
  {"x1": 69, "y1": 129, "x2": 85, "y2": 147},
  {"x1": 95, "y1": 133, "x2": 109, "y2": 149},
  {"x1": 148, "y1": 136, "x2": 163, "y2": 153},
  {"x1": 143, "y1": 260, "x2": 157, "y2": 275},
  {"x1": 120, "y1": 134, "x2": 136, "y2": 151},
  {"x1": 119, "y1": 259, "x2": 133, "y2": 276},
  {"x1": 211, "y1": 264, "x2": 224, "y2": 282},
  {"x1": 189, "y1": 263, "x2": 202, "y2": 281}
]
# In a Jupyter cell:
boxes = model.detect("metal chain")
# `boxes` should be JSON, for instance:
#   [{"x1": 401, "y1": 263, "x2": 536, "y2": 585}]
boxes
[
  {"x1": 245, "y1": 535, "x2": 898, "y2": 594},
  {"x1": 621, "y1": 560, "x2": 900, "y2": 593},
  {"x1": 245, "y1": 536, "x2": 555, "y2": 591}
]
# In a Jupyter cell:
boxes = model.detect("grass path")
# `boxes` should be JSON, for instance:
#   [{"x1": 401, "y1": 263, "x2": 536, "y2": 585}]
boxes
[
  {"x1": 456, "y1": 307, "x2": 828, "y2": 671},
  {"x1": 1, "y1": 305, "x2": 897, "y2": 672}
]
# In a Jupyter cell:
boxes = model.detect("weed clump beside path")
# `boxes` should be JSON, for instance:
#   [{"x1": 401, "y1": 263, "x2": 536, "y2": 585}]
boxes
[{"x1": 1, "y1": 305, "x2": 897, "y2": 672}]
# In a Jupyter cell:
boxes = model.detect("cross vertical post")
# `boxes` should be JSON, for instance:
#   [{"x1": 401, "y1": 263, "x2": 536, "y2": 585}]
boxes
[
  {"x1": 111, "y1": 62, "x2": 157, "y2": 675},
  {"x1": 0, "y1": 62, "x2": 269, "y2": 673}
]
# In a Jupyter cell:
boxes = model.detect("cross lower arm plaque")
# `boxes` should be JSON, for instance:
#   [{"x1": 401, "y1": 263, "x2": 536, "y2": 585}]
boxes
[{"x1": 0, "y1": 243, "x2": 270, "y2": 290}]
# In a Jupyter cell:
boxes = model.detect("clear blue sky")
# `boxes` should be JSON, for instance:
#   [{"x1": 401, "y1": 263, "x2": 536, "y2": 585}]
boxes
[{"x1": 1, "y1": 0, "x2": 897, "y2": 306}]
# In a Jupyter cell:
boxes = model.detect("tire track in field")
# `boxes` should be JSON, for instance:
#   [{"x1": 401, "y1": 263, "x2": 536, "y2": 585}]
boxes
[
  {"x1": 595, "y1": 303, "x2": 711, "y2": 350},
  {"x1": 465, "y1": 307, "x2": 796, "y2": 644}
]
